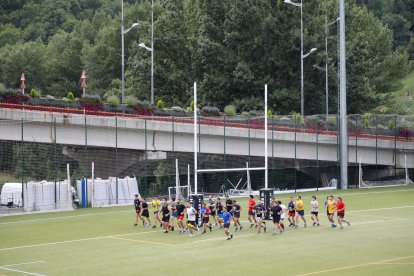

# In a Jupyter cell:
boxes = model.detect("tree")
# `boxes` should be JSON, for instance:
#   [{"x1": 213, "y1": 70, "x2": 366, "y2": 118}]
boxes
[{"x1": 0, "y1": 40, "x2": 47, "y2": 90}]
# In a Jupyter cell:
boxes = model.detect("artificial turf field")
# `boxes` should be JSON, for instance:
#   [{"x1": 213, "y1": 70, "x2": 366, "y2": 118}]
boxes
[{"x1": 0, "y1": 186, "x2": 413, "y2": 276}]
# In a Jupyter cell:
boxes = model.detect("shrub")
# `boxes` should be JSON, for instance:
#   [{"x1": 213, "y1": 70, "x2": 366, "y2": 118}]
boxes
[
  {"x1": 156, "y1": 99, "x2": 164, "y2": 108},
  {"x1": 267, "y1": 109, "x2": 273, "y2": 118},
  {"x1": 201, "y1": 106, "x2": 220, "y2": 116},
  {"x1": 294, "y1": 113, "x2": 304, "y2": 125},
  {"x1": 29, "y1": 88, "x2": 41, "y2": 98},
  {"x1": 241, "y1": 111, "x2": 249, "y2": 116},
  {"x1": 172, "y1": 106, "x2": 182, "y2": 112},
  {"x1": 224, "y1": 105, "x2": 236, "y2": 116},
  {"x1": 135, "y1": 103, "x2": 154, "y2": 116},
  {"x1": 190, "y1": 99, "x2": 194, "y2": 111},
  {"x1": 1, "y1": 91, "x2": 30, "y2": 104},
  {"x1": 67, "y1": 92, "x2": 75, "y2": 101},
  {"x1": 45, "y1": 95, "x2": 56, "y2": 100},
  {"x1": 125, "y1": 95, "x2": 138, "y2": 107},
  {"x1": 80, "y1": 96, "x2": 104, "y2": 111},
  {"x1": 0, "y1": 83, "x2": 5, "y2": 93},
  {"x1": 106, "y1": 95, "x2": 120, "y2": 106}
]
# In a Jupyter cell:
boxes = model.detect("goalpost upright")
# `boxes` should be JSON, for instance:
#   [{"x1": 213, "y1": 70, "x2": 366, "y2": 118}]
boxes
[{"x1": 192, "y1": 82, "x2": 269, "y2": 194}]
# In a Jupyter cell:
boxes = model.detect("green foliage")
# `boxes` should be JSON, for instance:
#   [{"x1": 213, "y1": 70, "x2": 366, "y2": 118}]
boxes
[
  {"x1": 267, "y1": 109, "x2": 273, "y2": 118},
  {"x1": 294, "y1": 113, "x2": 304, "y2": 125},
  {"x1": 106, "y1": 95, "x2": 120, "y2": 106},
  {"x1": 29, "y1": 88, "x2": 41, "y2": 98},
  {"x1": 67, "y1": 91, "x2": 75, "y2": 101},
  {"x1": 125, "y1": 95, "x2": 138, "y2": 107},
  {"x1": 156, "y1": 99, "x2": 164, "y2": 109},
  {"x1": 224, "y1": 105, "x2": 236, "y2": 116},
  {"x1": 171, "y1": 106, "x2": 182, "y2": 112},
  {"x1": 0, "y1": 0, "x2": 410, "y2": 115},
  {"x1": 190, "y1": 99, "x2": 194, "y2": 111},
  {"x1": 201, "y1": 106, "x2": 220, "y2": 116}
]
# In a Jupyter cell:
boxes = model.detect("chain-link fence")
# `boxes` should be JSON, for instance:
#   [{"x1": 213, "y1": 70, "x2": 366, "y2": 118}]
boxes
[{"x1": 1, "y1": 108, "x2": 413, "y2": 213}]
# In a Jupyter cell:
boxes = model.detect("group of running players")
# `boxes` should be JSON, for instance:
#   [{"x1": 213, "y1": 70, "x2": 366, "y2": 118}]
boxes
[{"x1": 133, "y1": 193, "x2": 351, "y2": 240}]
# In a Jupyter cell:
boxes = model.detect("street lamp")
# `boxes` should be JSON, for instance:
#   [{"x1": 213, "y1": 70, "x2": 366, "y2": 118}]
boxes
[
  {"x1": 284, "y1": 0, "x2": 316, "y2": 117},
  {"x1": 138, "y1": 0, "x2": 155, "y2": 105},
  {"x1": 138, "y1": 41, "x2": 154, "y2": 105},
  {"x1": 121, "y1": 0, "x2": 139, "y2": 104},
  {"x1": 324, "y1": 16, "x2": 340, "y2": 119}
]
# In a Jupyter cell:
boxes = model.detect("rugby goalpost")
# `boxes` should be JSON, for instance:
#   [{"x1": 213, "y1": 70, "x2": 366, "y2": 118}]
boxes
[
  {"x1": 192, "y1": 82, "x2": 269, "y2": 196},
  {"x1": 358, "y1": 156, "x2": 413, "y2": 188},
  {"x1": 168, "y1": 159, "x2": 192, "y2": 201}
]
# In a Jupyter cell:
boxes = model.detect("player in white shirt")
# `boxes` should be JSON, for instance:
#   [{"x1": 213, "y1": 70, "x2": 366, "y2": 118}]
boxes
[
  {"x1": 186, "y1": 203, "x2": 198, "y2": 237},
  {"x1": 278, "y1": 200, "x2": 287, "y2": 233},
  {"x1": 310, "y1": 196, "x2": 320, "y2": 226}
]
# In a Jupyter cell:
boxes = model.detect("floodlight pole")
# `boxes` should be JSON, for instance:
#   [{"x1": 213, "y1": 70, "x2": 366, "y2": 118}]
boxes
[
  {"x1": 193, "y1": 82, "x2": 198, "y2": 194},
  {"x1": 339, "y1": 0, "x2": 348, "y2": 189},
  {"x1": 265, "y1": 84, "x2": 268, "y2": 189}
]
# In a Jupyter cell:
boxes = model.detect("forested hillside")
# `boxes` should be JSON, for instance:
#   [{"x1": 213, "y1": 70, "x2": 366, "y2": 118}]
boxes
[{"x1": 0, "y1": 0, "x2": 412, "y2": 115}]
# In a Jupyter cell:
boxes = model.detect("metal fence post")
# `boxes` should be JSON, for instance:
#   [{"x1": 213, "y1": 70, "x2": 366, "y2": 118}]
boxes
[
  {"x1": 294, "y1": 115, "x2": 297, "y2": 192},
  {"x1": 54, "y1": 117, "x2": 57, "y2": 205},
  {"x1": 316, "y1": 128, "x2": 319, "y2": 191},
  {"x1": 144, "y1": 118, "x2": 147, "y2": 196},
  {"x1": 272, "y1": 117, "x2": 275, "y2": 189},
  {"x1": 375, "y1": 115, "x2": 378, "y2": 181},
  {"x1": 21, "y1": 118, "x2": 24, "y2": 208},
  {"x1": 115, "y1": 117, "x2": 118, "y2": 204}
]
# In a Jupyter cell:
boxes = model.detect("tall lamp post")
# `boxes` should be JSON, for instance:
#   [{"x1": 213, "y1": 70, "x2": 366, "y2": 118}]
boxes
[
  {"x1": 139, "y1": 0, "x2": 154, "y2": 105},
  {"x1": 285, "y1": 0, "x2": 317, "y2": 117},
  {"x1": 324, "y1": 16, "x2": 340, "y2": 118},
  {"x1": 121, "y1": 0, "x2": 139, "y2": 104}
]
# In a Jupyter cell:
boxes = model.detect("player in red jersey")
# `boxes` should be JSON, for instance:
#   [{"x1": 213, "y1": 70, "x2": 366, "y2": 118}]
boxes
[
  {"x1": 248, "y1": 195, "x2": 257, "y2": 228},
  {"x1": 336, "y1": 197, "x2": 351, "y2": 229}
]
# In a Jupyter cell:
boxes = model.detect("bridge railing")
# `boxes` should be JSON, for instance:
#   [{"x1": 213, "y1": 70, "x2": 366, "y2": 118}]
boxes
[{"x1": 0, "y1": 108, "x2": 413, "y2": 213}]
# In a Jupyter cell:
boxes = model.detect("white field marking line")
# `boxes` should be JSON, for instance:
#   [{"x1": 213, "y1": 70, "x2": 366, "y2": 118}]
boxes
[
  {"x1": 0, "y1": 266, "x2": 46, "y2": 276},
  {"x1": 181, "y1": 233, "x2": 257, "y2": 245},
  {"x1": 377, "y1": 263, "x2": 414, "y2": 265},
  {"x1": 1, "y1": 261, "x2": 45, "y2": 267},
  {"x1": 0, "y1": 229, "x2": 158, "y2": 252},
  {"x1": 296, "y1": 255, "x2": 414, "y2": 276},
  {"x1": 0, "y1": 210, "x2": 131, "y2": 225},
  {"x1": 108, "y1": 236, "x2": 176, "y2": 247},
  {"x1": 350, "y1": 213, "x2": 407, "y2": 221},
  {"x1": 2, "y1": 188, "x2": 413, "y2": 225},
  {"x1": 349, "y1": 205, "x2": 414, "y2": 213}
]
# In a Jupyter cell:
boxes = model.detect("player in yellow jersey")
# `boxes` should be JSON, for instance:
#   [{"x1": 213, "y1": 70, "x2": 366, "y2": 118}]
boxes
[
  {"x1": 294, "y1": 195, "x2": 307, "y2": 228},
  {"x1": 151, "y1": 195, "x2": 162, "y2": 228},
  {"x1": 326, "y1": 195, "x2": 337, "y2": 228}
]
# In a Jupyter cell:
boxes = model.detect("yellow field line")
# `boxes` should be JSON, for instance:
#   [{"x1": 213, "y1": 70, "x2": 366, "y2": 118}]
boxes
[
  {"x1": 296, "y1": 256, "x2": 414, "y2": 276},
  {"x1": 108, "y1": 236, "x2": 176, "y2": 247}
]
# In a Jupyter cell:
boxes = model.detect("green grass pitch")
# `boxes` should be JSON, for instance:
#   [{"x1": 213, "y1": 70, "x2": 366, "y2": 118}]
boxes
[{"x1": 1, "y1": 186, "x2": 414, "y2": 275}]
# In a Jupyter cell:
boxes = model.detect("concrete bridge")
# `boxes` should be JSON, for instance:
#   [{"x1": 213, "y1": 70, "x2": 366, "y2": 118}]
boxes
[{"x1": 1, "y1": 108, "x2": 413, "y2": 171}]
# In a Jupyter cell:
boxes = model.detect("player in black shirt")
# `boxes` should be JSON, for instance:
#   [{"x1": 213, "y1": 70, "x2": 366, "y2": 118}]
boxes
[
  {"x1": 133, "y1": 194, "x2": 145, "y2": 227},
  {"x1": 159, "y1": 197, "x2": 171, "y2": 233},
  {"x1": 270, "y1": 201, "x2": 283, "y2": 236},
  {"x1": 208, "y1": 195, "x2": 218, "y2": 227},
  {"x1": 175, "y1": 199, "x2": 186, "y2": 234},
  {"x1": 141, "y1": 197, "x2": 151, "y2": 227},
  {"x1": 216, "y1": 197, "x2": 224, "y2": 228},
  {"x1": 233, "y1": 200, "x2": 243, "y2": 231},
  {"x1": 225, "y1": 195, "x2": 233, "y2": 213},
  {"x1": 255, "y1": 201, "x2": 267, "y2": 233}
]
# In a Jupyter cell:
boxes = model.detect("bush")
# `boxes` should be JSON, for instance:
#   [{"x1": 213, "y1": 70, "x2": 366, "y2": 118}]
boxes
[
  {"x1": 29, "y1": 88, "x2": 41, "y2": 98},
  {"x1": 106, "y1": 95, "x2": 120, "y2": 106},
  {"x1": 135, "y1": 103, "x2": 154, "y2": 116},
  {"x1": 241, "y1": 111, "x2": 249, "y2": 116},
  {"x1": 125, "y1": 95, "x2": 138, "y2": 107},
  {"x1": 67, "y1": 92, "x2": 75, "y2": 101},
  {"x1": 0, "y1": 83, "x2": 5, "y2": 93},
  {"x1": 172, "y1": 106, "x2": 182, "y2": 112},
  {"x1": 80, "y1": 96, "x2": 104, "y2": 111},
  {"x1": 201, "y1": 106, "x2": 220, "y2": 116},
  {"x1": 190, "y1": 99, "x2": 194, "y2": 111},
  {"x1": 294, "y1": 113, "x2": 304, "y2": 125},
  {"x1": 156, "y1": 99, "x2": 164, "y2": 108},
  {"x1": 224, "y1": 105, "x2": 236, "y2": 116},
  {"x1": 267, "y1": 109, "x2": 273, "y2": 118},
  {"x1": 1, "y1": 91, "x2": 30, "y2": 104}
]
